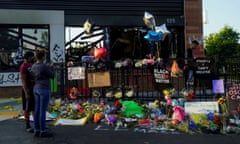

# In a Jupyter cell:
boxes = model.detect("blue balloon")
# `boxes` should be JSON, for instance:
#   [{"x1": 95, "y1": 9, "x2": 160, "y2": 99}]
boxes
[{"x1": 144, "y1": 30, "x2": 163, "y2": 42}]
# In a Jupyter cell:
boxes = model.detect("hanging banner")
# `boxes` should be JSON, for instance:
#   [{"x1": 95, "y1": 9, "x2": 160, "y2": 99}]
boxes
[{"x1": 68, "y1": 67, "x2": 85, "y2": 80}]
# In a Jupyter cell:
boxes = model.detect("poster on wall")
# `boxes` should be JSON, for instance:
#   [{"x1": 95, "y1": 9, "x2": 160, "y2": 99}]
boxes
[{"x1": 227, "y1": 83, "x2": 240, "y2": 115}]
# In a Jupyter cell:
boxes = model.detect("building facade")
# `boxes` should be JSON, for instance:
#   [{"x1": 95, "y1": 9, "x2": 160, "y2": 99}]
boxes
[{"x1": 0, "y1": 0, "x2": 203, "y2": 97}]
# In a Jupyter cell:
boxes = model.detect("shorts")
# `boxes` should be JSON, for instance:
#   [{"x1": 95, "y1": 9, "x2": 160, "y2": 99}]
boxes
[{"x1": 22, "y1": 89, "x2": 35, "y2": 112}]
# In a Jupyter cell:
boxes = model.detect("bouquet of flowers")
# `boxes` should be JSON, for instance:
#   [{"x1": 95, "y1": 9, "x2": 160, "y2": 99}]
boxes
[{"x1": 217, "y1": 96, "x2": 228, "y2": 115}]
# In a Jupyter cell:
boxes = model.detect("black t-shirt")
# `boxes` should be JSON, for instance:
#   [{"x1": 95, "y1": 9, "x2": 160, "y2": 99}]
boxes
[
  {"x1": 187, "y1": 48, "x2": 194, "y2": 59},
  {"x1": 186, "y1": 48, "x2": 195, "y2": 70}
]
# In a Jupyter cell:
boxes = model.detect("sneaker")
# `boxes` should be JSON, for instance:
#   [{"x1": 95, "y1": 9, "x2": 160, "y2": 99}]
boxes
[
  {"x1": 40, "y1": 132, "x2": 53, "y2": 138},
  {"x1": 34, "y1": 131, "x2": 40, "y2": 137},
  {"x1": 26, "y1": 127, "x2": 34, "y2": 133}
]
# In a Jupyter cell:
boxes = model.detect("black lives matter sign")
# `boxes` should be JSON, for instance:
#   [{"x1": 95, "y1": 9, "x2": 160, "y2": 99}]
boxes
[{"x1": 153, "y1": 68, "x2": 170, "y2": 84}]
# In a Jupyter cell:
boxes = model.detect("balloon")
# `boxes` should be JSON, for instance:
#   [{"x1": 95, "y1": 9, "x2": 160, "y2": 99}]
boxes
[
  {"x1": 144, "y1": 30, "x2": 162, "y2": 42},
  {"x1": 94, "y1": 47, "x2": 107, "y2": 59},
  {"x1": 155, "y1": 24, "x2": 170, "y2": 41},
  {"x1": 143, "y1": 11, "x2": 156, "y2": 28},
  {"x1": 83, "y1": 19, "x2": 94, "y2": 34}
]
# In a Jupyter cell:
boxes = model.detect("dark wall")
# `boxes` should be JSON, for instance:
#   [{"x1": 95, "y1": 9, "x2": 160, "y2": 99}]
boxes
[{"x1": 0, "y1": 0, "x2": 184, "y2": 26}]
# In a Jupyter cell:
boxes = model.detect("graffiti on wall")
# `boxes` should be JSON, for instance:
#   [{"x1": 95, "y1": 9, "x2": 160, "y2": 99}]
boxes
[
  {"x1": 0, "y1": 72, "x2": 22, "y2": 87},
  {"x1": 51, "y1": 44, "x2": 65, "y2": 63}
]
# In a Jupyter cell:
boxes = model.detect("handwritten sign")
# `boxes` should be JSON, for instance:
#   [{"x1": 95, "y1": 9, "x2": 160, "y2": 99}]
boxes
[
  {"x1": 153, "y1": 68, "x2": 170, "y2": 84},
  {"x1": 184, "y1": 101, "x2": 219, "y2": 114},
  {"x1": 68, "y1": 67, "x2": 85, "y2": 80},
  {"x1": 0, "y1": 72, "x2": 22, "y2": 87},
  {"x1": 195, "y1": 58, "x2": 214, "y2": 78},
  {"x1": 227, "y1": 84, "x2": 240, "y2": 115}
]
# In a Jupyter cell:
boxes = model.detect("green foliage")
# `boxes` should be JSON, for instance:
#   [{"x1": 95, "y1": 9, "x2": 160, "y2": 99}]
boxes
[{"x1": 204, "y1": 26, "x2": 240, "y2": 57}]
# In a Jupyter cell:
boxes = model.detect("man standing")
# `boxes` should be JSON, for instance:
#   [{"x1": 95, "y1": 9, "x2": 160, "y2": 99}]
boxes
[
  {"x1": 186, "y1": 40, "x2": 199, "y2": 90},
  {"x1": 20, "y1": 51, "x2": 35, "y2": 133}
]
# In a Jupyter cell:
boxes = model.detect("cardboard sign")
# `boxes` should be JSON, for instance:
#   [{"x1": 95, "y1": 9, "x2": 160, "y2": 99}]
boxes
[
  {"x1": 184, "y1": 101, "x2": 219, "y2": 114},
  {"x1": 88, "y1": 71, "x2": 111, "y2": 88}
]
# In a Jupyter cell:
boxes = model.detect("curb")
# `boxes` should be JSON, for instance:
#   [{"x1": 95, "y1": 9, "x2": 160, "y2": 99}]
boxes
[
  {"x1": 0, "y1": 111, "x2": 20, "y2": 116},
  {"x1": 0, "y1": 98, "x2": 22, "y2": 117}
]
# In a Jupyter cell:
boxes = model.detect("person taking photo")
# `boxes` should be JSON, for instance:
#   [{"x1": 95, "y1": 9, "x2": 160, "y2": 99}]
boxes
[{"x1": 31, "y1": 48, "x2": 55, "y2": 137}]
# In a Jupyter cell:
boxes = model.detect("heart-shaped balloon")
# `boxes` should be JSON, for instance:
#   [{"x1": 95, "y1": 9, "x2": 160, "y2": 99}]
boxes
[{"x1": 94, "y1": 47, "x2": 107, "y2": 59}]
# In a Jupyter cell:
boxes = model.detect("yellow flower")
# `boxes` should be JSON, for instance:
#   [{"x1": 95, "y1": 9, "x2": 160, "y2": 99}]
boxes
[
  {"x1": 217, "y1": 96, "x2": 226, "y2": 104},
  {"x1": 163, "y1": 89, "x2": 169, "y2": 95}
]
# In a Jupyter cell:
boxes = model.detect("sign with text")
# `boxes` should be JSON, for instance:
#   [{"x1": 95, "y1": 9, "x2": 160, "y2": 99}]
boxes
[
  {"x1": 195, "y1": 58, "x2": 214, "y2": 78},
  {"x1": 227, "y1": 83, "x2": 240, "y2": 115},
  {"x1": 184, "y1": 101, "x2": 219, "y2": 114},
  {"x1": 153, "y1": 68, "x2": 170, "y2": 84},
  {"x1": 0, "y1": 72, "x2": 22, "y2": 87},
  {"x1": 68, "y1": 67, "x2": 85, "y2": 80}
]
